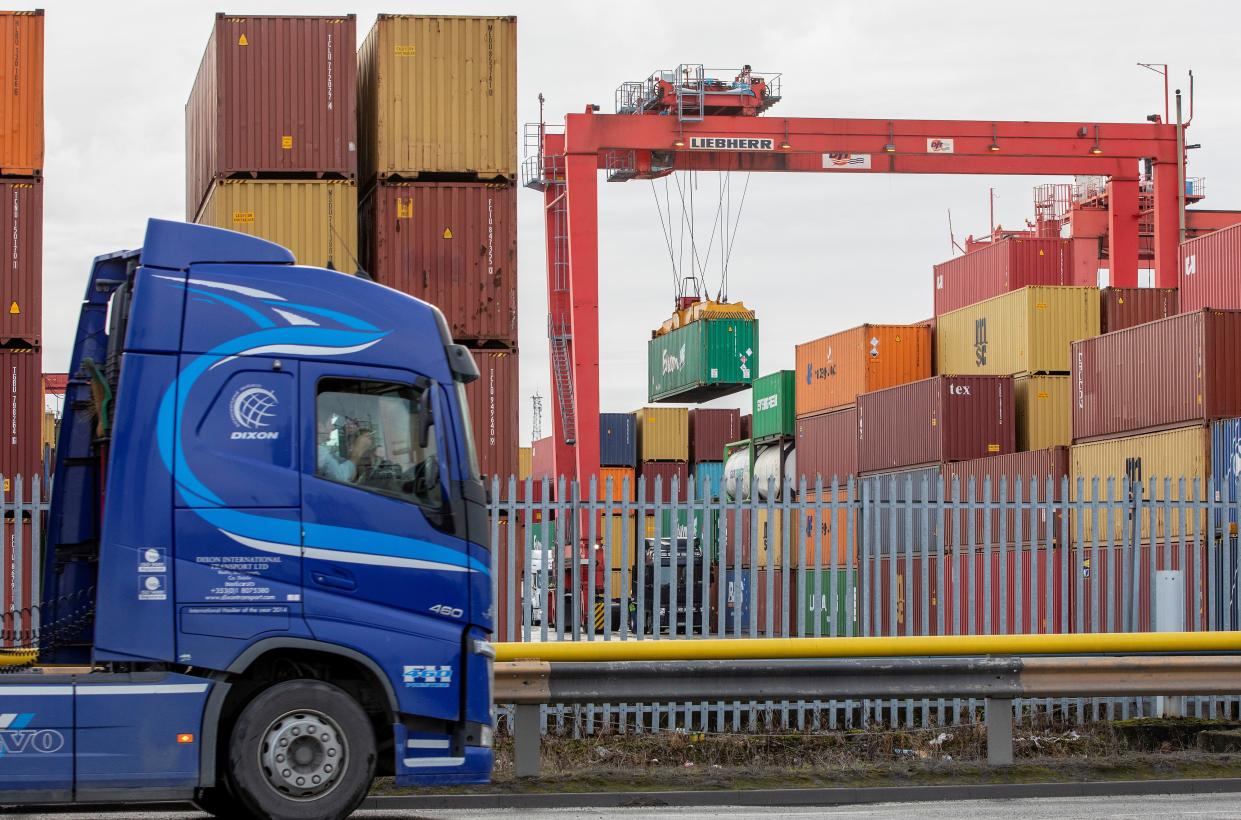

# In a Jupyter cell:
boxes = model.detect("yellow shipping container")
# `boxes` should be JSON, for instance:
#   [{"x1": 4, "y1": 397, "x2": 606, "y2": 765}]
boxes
[
  {"x1": 194, "y1": 180, "x2": 358, "y2": 271},
  {"x1": 936, "y1": 286, "x2": 1100, "y2": 376},
  {"x1": 635, "y1": 407, "x2": 689, "y2": 462},
  {"x1": 42, "y1": 410, "x2": 57, "y2": 453},
  {"x1": 518, "y1": 447, "x2": 532, "y2": 480},
  {"x1": 1069, "y1": 426, "x2": 1209, "y2": 543},
  {"x1": 599, "y1": 513, "x2": 638, "y2": 571},
  {"x1": 357, "y1": 15, "x2": 517, "y2": 183},
  {"x1": 1015, "y1": 375, "x2": 1071, "y2": 450}
]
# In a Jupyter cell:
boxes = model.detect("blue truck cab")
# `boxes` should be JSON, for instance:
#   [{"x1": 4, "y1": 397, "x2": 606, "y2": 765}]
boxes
[{"x1": 7, "y1": 220, "x2": 493, "y2": 819}]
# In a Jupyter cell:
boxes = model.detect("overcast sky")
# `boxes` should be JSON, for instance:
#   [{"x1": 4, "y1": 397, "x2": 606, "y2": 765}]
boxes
[{"x1": 34, "y1": 0, "x2": 1241, "y2": 445}]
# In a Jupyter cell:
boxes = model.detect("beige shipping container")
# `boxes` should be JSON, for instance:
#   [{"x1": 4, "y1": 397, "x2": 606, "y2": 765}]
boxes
[
  {"x1": 518, "y1": 446, "x2": 532, "y2": 480},
  {"x1": 1015, "y1": 375, "x2": 1071, "y2": 450},
  {"x1": 936, "y1": 286, "x2": 1099, "y2": 376},
  {"x1": 1069, "y1": 425, "x2": 1209, "y2": 544},
  {"x1": 194, "y1": 180, "x2": 358, "y2": 271},
  {"x1": 635, "y1": 407, "x2": 689, "y2": 462},
  {"x1": 357, "y1": 15, "x2": 517, "y2": 184},
  {"x1": 601, "y1": 513, "x2": 639, "y2": 571}
]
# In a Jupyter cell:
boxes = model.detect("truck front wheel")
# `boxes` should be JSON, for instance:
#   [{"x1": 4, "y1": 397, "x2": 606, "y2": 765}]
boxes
[{"x1": 225, "y1": 680, "x2": 376, "y2": 820}]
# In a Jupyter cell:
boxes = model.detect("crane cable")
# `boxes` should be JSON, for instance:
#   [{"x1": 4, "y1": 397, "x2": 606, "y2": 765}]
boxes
[{"x1": 652, "y1": 169, "x2": 752, "y2": 305}]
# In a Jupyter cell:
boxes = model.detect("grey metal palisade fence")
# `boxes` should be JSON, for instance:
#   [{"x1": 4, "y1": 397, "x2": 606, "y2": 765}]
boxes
[{"x1": 489, "y1": 473, "x2": 1241, "y2": 735}]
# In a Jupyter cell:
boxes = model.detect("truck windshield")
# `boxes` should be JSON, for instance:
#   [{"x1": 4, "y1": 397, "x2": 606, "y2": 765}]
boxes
[{"x1": 316, "y1": 378, "x2": 443, "y2": 509}]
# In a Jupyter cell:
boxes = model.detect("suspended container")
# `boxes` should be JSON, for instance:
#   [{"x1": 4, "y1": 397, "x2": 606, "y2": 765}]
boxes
[{"x1": 647, "y1": 301, "x2": 758, "y2": 403}]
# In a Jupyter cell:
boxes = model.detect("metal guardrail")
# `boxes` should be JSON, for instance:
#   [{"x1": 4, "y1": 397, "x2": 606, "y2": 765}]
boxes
[
  {"x1": 494, "y1": 641, "x2": 1241, "y2": 776},
  {"x1": 489, "y1": 474, "x2": 1241, "y2": 733}
]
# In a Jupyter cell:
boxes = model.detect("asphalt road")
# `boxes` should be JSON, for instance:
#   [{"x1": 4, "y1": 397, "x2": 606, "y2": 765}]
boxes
[{"x1": 8, "y1": 792, "x2": 1241, "y2": 819}]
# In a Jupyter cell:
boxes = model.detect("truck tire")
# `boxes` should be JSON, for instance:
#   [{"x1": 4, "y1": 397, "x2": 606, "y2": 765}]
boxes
[
  {"x1": 193, "y1": 784, "x2": 248, "y2": 818},
  {"x1": 225, "y1": 680, "x2": 376, "y2": 820}
]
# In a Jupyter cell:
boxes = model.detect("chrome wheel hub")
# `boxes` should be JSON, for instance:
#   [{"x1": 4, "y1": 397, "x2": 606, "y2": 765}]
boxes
[{"x1": 259, "y1": 708, "x2": 347, "y2": 801}]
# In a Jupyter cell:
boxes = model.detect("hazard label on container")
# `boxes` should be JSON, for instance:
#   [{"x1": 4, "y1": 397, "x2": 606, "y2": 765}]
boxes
[
  {"x1": 442, "y1": 228, "x2": 453, "y2": 239},
  {"x1": 7, "y1": 303, "x2": 17, "y2": 315},
  {"x1": 238, "y1": 33, "x2": 249, "y2": 46},
  {"x1": 395, "y1": 45, "x2": 415, "y2": 57},
  {"x1": 396, "y1": 199, "x2": 413, "y2": 219},
  {"x1": 281, "y1": 135, "x2": 293, "y2": 149},
  {"x1": 233, "y1": 212, "x2": 255, "y2": 224}
]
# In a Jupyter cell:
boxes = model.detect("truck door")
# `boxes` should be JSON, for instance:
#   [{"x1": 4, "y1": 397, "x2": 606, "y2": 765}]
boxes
[
  {"x1": 173, "y1": 354, "x2": 306, "y2": 669},
  {"x1": 300, "y1": 362, "x2": 470, "y2": 720}
]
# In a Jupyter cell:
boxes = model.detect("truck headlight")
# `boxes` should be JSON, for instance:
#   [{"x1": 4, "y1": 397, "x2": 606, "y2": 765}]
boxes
[{"x1": 480, "y1": 725, "x2": 494, "y2": 748}]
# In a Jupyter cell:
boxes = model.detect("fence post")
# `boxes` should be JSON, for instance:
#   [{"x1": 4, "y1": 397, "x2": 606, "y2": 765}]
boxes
[
  {"x1": 513, "y1": 702, "x2": 542, "y2": 777},
  {"x1": 985, "y1": 697, "x2": 1014, "y2": 765}
]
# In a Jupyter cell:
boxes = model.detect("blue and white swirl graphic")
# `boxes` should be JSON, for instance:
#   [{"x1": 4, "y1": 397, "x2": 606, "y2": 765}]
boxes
[{"x1": 153, "y1": 275, "x2": 486, "y2": 575}]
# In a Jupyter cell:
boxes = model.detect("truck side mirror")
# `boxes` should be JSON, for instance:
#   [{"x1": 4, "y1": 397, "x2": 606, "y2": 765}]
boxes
[{"x1": 418, "y1": 389, "x2": 433, "y2": 449}]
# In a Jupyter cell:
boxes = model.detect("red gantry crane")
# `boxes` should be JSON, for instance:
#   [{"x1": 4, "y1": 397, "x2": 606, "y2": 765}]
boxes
[{"x1": 524, "y1": 64, "x2": 1187, "y2": 486}]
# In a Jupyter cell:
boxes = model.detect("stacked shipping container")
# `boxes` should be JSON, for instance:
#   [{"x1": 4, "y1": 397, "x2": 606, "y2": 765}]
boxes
[
  {"x1": 186, "y1": 15, "x2": 359, "y2": 268},
  {"x1": 0, "y1": 11, "x2": 42, "y2": 631},
  {"x1": 356, "y1": 15, "x2": 519, "y2": 488}
]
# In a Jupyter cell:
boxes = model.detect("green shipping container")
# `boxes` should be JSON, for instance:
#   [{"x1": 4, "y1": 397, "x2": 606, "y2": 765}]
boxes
[
  {"x1": 648, "y1": 318, "x2": 759, "y2": 403},
  {"x1": 800, "y1": 569, "x2": 856, "y2": 636},
  {"x1": 751, "y1": 371, "x2": 796, "y2": 441}
]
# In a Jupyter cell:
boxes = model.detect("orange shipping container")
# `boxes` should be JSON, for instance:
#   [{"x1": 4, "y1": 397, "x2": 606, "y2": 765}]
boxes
[
  {"x1": 0, "y1": 11, "x2": 43, "y2": 175},
  {"x1": 795, "y1": 324, "x2": 931, "y2": 417},
  {"x1": 796, "y1": 488, "x2": 856, "y2": 568}
]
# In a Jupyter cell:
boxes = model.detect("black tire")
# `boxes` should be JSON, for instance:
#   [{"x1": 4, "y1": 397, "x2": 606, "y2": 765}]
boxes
[
  {"x1": 224, "y1": 680, "x2": 376, "y2": 820},
  {"x1": 193, "y1": 784, "x2": 252, "y2": 818}
]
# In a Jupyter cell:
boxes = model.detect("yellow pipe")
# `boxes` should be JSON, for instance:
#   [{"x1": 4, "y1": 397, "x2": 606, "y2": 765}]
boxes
[
  {"x1": 493, "y1": 631, "x2": 1241, "y2": 663},
  {"x1": 0, "y1": 648, "x2": 37, "y2": 667}
]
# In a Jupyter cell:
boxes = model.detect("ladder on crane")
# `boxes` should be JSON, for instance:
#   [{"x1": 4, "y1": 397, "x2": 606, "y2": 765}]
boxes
[
  {"x1": 547, "y1": 174, "x2": 577, "y2": 446},
  {"x1": 675, "y1": 63, "x2": 705, "y2": 122}
]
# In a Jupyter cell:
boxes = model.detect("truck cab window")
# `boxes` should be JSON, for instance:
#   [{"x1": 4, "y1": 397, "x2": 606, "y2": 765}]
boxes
[{"x1": 315, "y1": 378, "x2": 442, "y2": 509}]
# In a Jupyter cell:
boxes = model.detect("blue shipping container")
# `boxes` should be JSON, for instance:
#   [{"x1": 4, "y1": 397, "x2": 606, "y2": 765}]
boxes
[
  {"x1": 1210, "y1": 418, "x2": 1241, "y2": 629},
  {"x1": 694, "y1": 462, "x2": 725, "y2": 498},
  {"x1": 601, "y1": 412, "x2": 637, "y2": 467},
  {"x1": 722, "y1": 567, "x2": 750, "y2": 633}
]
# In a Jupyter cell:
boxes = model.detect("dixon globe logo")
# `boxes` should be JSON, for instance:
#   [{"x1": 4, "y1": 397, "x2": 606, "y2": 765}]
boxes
[{"x1": 229, "y1": 385, "x2": 280, "y2": 440}]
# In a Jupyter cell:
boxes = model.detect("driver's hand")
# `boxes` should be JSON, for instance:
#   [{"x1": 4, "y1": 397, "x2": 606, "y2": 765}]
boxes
[{"x1": 349, "y1": 432, "x2": 374, "y2": 461}]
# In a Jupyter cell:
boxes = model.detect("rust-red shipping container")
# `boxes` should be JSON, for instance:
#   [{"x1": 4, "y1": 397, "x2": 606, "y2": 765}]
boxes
[
  {"x1": 461, "y1": 349, "x2": 517, "y2": 483},
  {"x1": 857, "y1": 376, "x2": 1015, "y2": 474},
  {"x1": 689, "y1": 408, "x2": 740, "y2": 463},
  {"x1": 185, "y1": 14, "x2": 358, "y2": 220},
  {"x1": 943, "y1": 448, "x2": 1068, "y2": 548},
  {"x1": 0, "y1": 179, "x2": 41, "y2": 344},
  {"x1": 796, "y1": 406, "x2": 857, "y2": 485},
  {"x1": 0, "y1": 11, "x2": 43, "y2": 176},
  {"x1": 638, "y1": 461, "x2": 690, "y2": 503},
  {"x1": 1071, "y1": 542, "x2": 1209, "y2": 633},
  {"x1": 868, "y1": 545, "x2": 1067, "y2": 637},
  {"x1": 1179, "y1": 222, "x2": 1241, "y2": 312},
  {"x1": 531, "y1": 436, "x2": 554, "y2": 480},
  {"x1": 932, "y1": 237, "x2": 1071, "y2": 316},
  {"x1": 1071, "y1": 310, "x2": 1241, "y2": 442},
  {"x1": 0, "y1": 350, "x2": 40, "y2": 486},
  {"x1": 739, "y1": 414, "x2": 752, "y2": 440},
  {"x1": 1099, "y1": 287, "x2": 1178, "y2": 333},
  {"x1": 360, "y1": 181, "x2": 517, "y2": 345}
]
